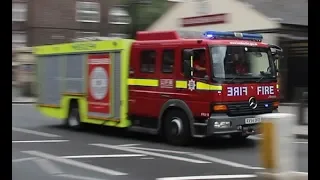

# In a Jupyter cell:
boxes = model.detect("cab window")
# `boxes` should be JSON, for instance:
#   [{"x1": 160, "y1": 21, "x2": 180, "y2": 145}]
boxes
[
  {"x1": 162, "y1": 49, "x2": 175, "y2": 73},
  {"x1": 193, "y1": 49, "x2": 207, "y2": 78},
  {"x1": 140, "y1": 50, "x2": 156, "y2": 73},
  {"x1": 181, "y1": 49, "x2": 192, "y2": 73}
]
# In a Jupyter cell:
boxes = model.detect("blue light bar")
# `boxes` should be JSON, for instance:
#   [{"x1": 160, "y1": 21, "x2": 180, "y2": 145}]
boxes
[{"x1": 203, "y1": 31, "x2": 263, "y2": 41}]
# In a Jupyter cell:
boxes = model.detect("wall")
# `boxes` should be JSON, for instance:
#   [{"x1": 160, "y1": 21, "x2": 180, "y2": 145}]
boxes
[{"x1": 148, "y1": 0, "x2": 280, "y2": 32}]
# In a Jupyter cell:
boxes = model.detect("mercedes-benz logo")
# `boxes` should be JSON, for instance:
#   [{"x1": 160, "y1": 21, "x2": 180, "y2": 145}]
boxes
[{"x1": 248, "y1": 97, "x2": 258, "y2": 109}]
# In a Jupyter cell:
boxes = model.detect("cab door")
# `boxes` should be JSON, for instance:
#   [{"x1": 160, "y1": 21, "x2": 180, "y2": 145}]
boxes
[
  {"x1": 128, "y1": 47, "x2": 161, "y2": 118},
  {"x1": 175, "y1": 47, "x2": 213, "y2": 117}
]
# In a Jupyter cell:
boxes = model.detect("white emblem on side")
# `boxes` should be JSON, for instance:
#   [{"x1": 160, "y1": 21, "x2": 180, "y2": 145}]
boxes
[{"x1": 188, "y1": 79, "x2": 196, "y2": 91}]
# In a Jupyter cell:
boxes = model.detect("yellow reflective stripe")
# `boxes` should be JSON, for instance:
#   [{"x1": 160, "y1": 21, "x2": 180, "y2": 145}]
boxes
[
  {"x1": 196, "y1": 82, "x2": 222, "y2": 91},
  {"x1": 175, "y1": 80, "x2": 187, "y2": 88},
  {"x1": 128, "y1": 78, "x2": 159, "y2": 87},
  {"x1": 127, "y1": 78, "x2": 222, "y2": 90}
]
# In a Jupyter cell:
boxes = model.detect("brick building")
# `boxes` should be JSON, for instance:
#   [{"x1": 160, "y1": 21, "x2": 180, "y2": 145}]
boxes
[{"x1": 12, "y1": 0, "x2": 121, "y2": 48}]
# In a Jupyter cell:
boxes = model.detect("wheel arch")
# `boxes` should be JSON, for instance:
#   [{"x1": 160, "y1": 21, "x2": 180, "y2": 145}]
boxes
[{"x1": 158, "y1": 99, "x2": 195, "y2": 136}]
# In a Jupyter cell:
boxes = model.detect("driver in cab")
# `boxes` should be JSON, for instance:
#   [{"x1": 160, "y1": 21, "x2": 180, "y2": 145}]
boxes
[
  {"x1": 233, "y1": 53, "x2": 248, "y2": 74},
  {"x1": 193, "y1": 52, "x2": 207, "y2": 77}
]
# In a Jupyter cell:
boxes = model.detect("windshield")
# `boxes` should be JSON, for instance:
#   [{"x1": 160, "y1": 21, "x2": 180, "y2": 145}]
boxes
[{"x1": 210, "y1": 45, "x2": 276, "y2": 80}]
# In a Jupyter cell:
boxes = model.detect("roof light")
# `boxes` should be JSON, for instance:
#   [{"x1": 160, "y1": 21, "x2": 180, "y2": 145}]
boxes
[{"x1": 203, "y1": 31, "x2": 263, "y2": 42}]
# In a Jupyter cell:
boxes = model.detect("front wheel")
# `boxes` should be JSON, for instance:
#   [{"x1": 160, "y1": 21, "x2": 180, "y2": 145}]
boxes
[{"x1": 163, "y1": 109, "x2": 191, "y2": 146}]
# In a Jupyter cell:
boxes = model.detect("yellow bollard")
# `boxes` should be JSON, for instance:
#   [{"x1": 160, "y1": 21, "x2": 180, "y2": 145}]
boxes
[
  {"x1": 256, "y1": 113, "x2": 308, "y2": 180},
  {"x1": 260, "y1": 120, "x2": 276, "y2": 170}
]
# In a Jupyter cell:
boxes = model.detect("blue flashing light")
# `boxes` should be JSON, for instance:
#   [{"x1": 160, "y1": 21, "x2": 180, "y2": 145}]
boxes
[{"x1": 203, "y1": 31, "x2": 263, "y2": 42}]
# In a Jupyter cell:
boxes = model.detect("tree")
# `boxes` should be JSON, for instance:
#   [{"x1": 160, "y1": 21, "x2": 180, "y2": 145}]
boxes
[{"x1": 120, "y1": 0, "x2": 168, "y2": 38}]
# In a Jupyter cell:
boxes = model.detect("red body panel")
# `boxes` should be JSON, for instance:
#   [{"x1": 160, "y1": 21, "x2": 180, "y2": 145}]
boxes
[{"x1": 87, "y1": 53, "x2": 111, "y2": 114}]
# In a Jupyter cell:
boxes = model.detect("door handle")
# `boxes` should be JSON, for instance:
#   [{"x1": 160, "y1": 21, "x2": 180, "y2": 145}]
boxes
[{"x1": 161, "y1": 94, "x2": 171, "y2": 98}]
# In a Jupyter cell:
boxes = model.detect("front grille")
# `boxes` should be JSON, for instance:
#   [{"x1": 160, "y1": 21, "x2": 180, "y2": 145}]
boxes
[{"x1": 227, "y1": 101, "x2": 274, "y2": 116}]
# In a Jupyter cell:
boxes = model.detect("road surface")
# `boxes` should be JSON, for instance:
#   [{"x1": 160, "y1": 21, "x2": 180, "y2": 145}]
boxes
[{"x1": 12, "y1": 104, "x2": 308, "y2": 180}]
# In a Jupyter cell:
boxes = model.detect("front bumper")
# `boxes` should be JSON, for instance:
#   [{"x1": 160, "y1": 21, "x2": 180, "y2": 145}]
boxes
[{"x1": 206, "y1": 110, "x2": 278, "y2": 136}]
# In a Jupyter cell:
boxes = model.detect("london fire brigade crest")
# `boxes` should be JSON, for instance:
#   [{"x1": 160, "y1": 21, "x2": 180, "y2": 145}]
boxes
[
  {"x1": 188, "y1": 79, "x2": 196, "y2": 91},
  {"x1": 90, "y1": 66, "x2": 108, "y2": 100}
]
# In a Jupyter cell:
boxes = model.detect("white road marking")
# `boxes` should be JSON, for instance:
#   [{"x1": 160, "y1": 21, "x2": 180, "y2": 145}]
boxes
[
  {"x1": 156, "y1": 174, "x2": 257, "y2": 180},
  {"x1": 248, "y1": 136, "x2": 308, "y2": 144},
  {"x1": 12, "y1": 127, "x2": 61, "y2": 138},
  {"x1": 12, "y1": 140, "x2": 69, "y2": 143},
  {"x1": 61, "y1": 154, "x2": 146, "y2": 159},
  {"x1": 189, "y1": 153, "x2": 256, "y2": 169},
  {"x1": 141, "y1": 157, "x2": 154, "y2": 160},
  {"x1": 293, "y1": 141, "x2": 308, "y2": 144},
  {"x1": 129, "y1": 147, "x2": 191, "y2": 154},
  {"x1": 90, "y1": 143, "x2": 210, "y2": 164},
  {"x1": 291, "y1": 171, "x2": 308, "y2": 175},
  {"x1": 22, "y1": 151, "x2": 127, "y2": 176},
  {"x1": 55, "y1": 174, "x2": 107, "y2": 180},
  {"x1": 33, "y1": 158, "x2": 64, "y2": 175},
  {"x1": 117, "y1": 144, "x2": 141, "y2": 147},
  {"x1": 12, "y1": 157, "x2": 37, "y2": 163}
]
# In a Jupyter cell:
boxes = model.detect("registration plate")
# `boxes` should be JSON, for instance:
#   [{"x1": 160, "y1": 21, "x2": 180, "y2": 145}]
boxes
[{"x1": 245, "y1": 117, "x2": 261, "y2": 124}]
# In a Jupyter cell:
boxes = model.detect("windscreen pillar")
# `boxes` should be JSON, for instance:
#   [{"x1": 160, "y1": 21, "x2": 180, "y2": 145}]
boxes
[{"x1": 255, "y1": 113, "x2": 307, "y2": 180}]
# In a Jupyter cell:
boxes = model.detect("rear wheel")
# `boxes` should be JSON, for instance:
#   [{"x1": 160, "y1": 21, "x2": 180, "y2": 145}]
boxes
[
  {"x1": 65, "y1": 102, "x2": 83, "y2": 130},
  {"x1": 163, "y1": 109, "x2": 191, "y2": 146}
]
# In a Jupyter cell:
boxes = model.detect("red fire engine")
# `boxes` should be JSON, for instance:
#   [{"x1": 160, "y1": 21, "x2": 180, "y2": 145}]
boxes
[
  {"x1": 34, "y1": 30, "x2": 282, "y2": 146},
  {"x1": 128, "y1": 31, "x2": 281, "y2": 145}
]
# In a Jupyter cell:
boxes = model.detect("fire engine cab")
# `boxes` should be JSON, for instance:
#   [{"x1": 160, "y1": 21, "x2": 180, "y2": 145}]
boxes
[{"x1": 34, "y1": 30, "x2": 282, "y2": 146}]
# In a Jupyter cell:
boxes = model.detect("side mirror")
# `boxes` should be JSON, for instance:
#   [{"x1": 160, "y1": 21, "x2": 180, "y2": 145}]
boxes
[
  {"x1": 183, "y1": 60, "x2": 192, "y2": 78},
  {"x1": 270, "y1": 44, "x2": 283, "y2": 61}
]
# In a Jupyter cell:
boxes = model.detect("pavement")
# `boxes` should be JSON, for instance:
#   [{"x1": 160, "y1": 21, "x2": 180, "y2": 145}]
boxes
[
  {"x1": 12, "y1": 104, "x2": 308, "y2": 180},
  {"x1": 12, "y1": 86, "x2": 36, "y2": 104}
]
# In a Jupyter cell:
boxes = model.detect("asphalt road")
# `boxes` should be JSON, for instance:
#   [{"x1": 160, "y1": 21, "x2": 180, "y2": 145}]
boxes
[{"x1": 12, "y1": 104, "x2": 308, "y2": 180}]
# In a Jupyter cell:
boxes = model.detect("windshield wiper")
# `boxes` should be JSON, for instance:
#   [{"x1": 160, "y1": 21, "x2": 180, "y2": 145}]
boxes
[
  {"x1": 256, "y1": 71, "x2": 274, "y2": 82},
  {"x1": 227, "y1": 77, "x2": 237, "y2": 83},
  {"x1": 256, "y1": 76, "x2": 265, "y2": 83}
]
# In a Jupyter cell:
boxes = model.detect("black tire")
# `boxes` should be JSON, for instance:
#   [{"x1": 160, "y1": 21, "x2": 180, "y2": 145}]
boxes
[
  {"x1": 65, "y1": 107, "x2": 82, "y2": 130},
  {"x1": 230, "y1": 133, "x2": 249, "y2": 141},
  {"x1": 163, "y1": 109, "x2": 191, "y2": 146}
]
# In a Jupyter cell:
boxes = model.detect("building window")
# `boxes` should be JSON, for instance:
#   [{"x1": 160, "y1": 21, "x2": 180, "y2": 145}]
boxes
[
  {"x1": 76, "y1": 1, "x2": 100, "y2": 23},
  {"x1": 140, "y1": 50, "x2": 156, "y2": 73},
  {"x1": 12, "y1": 32, "x2": 27, "y2": 49},
  {"x1": 75, "y1": 31, "x2": 100, "y2": 38},
  {"x1": 108, "y1": 33, "x2": 128, "y2": 38},
  {"x1": 108, "y1": 7, "x2": 131, "y2": 25},
  {"x1": 162, "y1": 49, "x2": 175, "y2": 73},
  {"x1": 12, "y1": 3, "x2": 27, "y2": 22}
]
